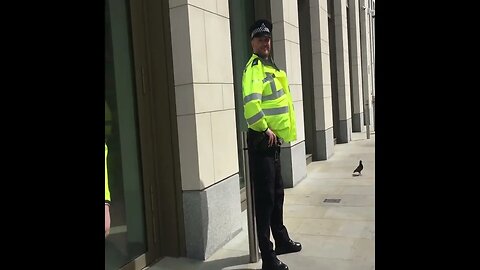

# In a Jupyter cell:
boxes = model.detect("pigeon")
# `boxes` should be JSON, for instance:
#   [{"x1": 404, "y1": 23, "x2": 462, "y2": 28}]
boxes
[{"x1": 353, "y1": 160, "x2": 363, "y2": 176}]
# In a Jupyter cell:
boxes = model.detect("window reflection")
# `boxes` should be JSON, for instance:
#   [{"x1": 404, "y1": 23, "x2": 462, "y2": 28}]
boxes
[{"x1": 105, "y1": 0, "x2": 147, "y2": 269}]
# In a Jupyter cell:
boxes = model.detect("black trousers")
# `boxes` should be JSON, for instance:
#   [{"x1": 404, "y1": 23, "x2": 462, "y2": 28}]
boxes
[{"x1": 247, "y1": 129, "x2": 290, "y2": 262}]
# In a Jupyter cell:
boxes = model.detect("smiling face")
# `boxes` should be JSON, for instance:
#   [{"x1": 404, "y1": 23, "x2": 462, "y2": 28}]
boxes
[{"x1": 251, "y1": 35, "x2": 271, "y2": 59}]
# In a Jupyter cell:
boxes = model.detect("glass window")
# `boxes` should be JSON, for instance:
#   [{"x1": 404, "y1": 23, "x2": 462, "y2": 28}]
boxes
[
  {"x1": 105, "y1": 0, "x2": 147, "y2": 269},
  {"x1": 229, "y1": 0, "x2": 255, "y2": 205}
]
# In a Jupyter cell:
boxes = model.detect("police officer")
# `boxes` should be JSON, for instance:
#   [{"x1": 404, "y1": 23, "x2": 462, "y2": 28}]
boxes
[
  {"x1": 242, "y1": 19, "x2": 302, "y2": 270},
  {"x1": 105, "y1": 143, "x2": 111, "y2": 238}
]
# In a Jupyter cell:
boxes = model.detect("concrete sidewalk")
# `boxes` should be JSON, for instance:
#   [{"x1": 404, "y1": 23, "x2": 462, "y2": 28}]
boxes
[{"x1": 149, "y1": 132, "x2": 375, "y2": 270}]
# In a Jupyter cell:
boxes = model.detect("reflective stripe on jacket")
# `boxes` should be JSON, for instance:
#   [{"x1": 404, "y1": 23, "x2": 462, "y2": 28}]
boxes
[
  {"x1": 105, "y1": 143, "x2": 111, "y2": 202},
  {"x1": 242, "y1": 54, "x2": 297, "y2": 142}
]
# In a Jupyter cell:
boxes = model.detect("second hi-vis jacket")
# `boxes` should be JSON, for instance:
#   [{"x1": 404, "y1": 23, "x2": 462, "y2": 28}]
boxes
[
  {"x1": 105, "y1": 143, "x2": 111, "y2": 203},
  {"x1": 242, "y1": 54, "x2": 297, "y2": 142}
]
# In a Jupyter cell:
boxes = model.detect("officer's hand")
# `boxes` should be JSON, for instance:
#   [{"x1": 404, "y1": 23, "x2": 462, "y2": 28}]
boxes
[
  {"x1": 265, "y1": 128, "x2": 277, "y2": 147},
  {"x1": 105, "y1": 204, "x2": 111, "y2": 238}
]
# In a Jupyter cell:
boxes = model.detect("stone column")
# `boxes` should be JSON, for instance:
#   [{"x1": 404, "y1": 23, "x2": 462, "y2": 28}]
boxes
[
  {"x1": 348, "y1": 0, "x2": 365, "y2": 132},
  {"x1": 308, "y1": 0, "x2": 336, "y2": 160},
  {"x1": 271, "y1": 0, "x2": 307, "y2": 187},
  {"x1": 359, "y1": 0, "x2": 374, "y2": 132},
  {"x1": 169, "y1": 0, "x2": 241, "y2": 260},
  {"x1": 332, "y1": 0, "x2": 352, "y2": 143}
]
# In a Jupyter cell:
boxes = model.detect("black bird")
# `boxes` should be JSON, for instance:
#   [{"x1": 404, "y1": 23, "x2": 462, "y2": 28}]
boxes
[{"x1": 353, "y1": 160, "x2": 363, "y2": 176}]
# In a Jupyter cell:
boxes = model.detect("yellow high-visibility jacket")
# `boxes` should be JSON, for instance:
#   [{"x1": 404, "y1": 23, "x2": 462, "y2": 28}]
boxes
[
  {"x1": 105, "y1": 143, "x2": 111, "y2": 203},
  {"x1": 242, "y1": 54, "x2": 297, "y2": 142}
]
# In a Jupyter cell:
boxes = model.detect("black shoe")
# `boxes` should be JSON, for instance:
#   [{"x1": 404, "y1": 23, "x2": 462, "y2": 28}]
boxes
[
  {"x1": 275, "y1": 239, "x2": 302, "y2": 255},
  {"x1": 262, "y1": 257, "x2": 289, "y2": 270}
]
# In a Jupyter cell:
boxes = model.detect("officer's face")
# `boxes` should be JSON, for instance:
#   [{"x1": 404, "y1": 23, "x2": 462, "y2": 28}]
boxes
[{"x1": 251, "y1": 35, "x2": 271, "y2": 58}]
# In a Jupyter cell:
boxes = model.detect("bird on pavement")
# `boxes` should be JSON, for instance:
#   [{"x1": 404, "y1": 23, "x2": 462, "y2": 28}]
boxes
[{"x1": 353, "y1": 160, "x2": 363, "y2": 176}]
